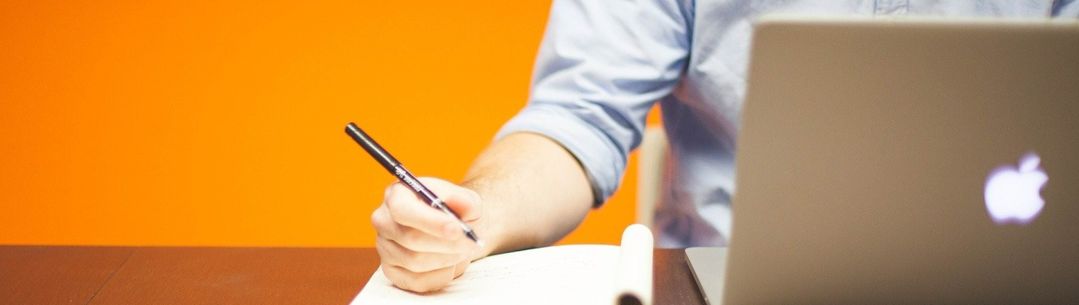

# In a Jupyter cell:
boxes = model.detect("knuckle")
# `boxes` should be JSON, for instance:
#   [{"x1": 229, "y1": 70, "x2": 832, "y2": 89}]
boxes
[
  {"x1": 398, "y1": 251, "x2": 450, "y2": 273},
  {"x1": 415, "y1": 256, "x2": 448, "y2": 273},
  {"x1": 389, "y1": 182, "x2": 410, "y2": 197},
  {"x1": 401, "y1": 258, "x2": 432, "y2": 273},
  {"x1": 387, "y1": 269, "x2": 433, "y2": 293},
  {"x1": 384, "y1": 264, "x2": 452, "y2": 293},
  {"x1": 384, "y1": 187, "x2": 419, "y2": 218},
  {"x1": 399, "y1": 247, "x2": 422, "y2": 263},
  {"x1": 384, "y1": 184, "x2": 407, "y2": 206},
  {"x1": 395, "y1": 230, "x2": 419, "y2": 249},
  {"x1": 383, "y1": 182, "x2": 400, "y2": 198},
  {"x1": 370, "y1": 208, "x2": 387, "y2": 228},
  {"x1": 399, "y1": 228, "x2": 440, "y2": 252},
  {"x1": 374, "y1": 238, "x2": 395, "y2": 263},
  {"x1": 379, "y1": 238, "x2": 415, "y2": 266},
  {"x1": 384, "y1": 267, "x2": 420, "y2": 291}
]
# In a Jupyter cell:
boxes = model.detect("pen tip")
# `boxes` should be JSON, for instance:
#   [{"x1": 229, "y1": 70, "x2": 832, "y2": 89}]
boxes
[{"x1": 465, "y1": 230, "x2": 482, "y2": 247}]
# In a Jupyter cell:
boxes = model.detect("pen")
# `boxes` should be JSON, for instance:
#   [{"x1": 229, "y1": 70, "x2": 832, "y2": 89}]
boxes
[{"x1": 345, "y1": 122, "x2": 482, "y2": 245}]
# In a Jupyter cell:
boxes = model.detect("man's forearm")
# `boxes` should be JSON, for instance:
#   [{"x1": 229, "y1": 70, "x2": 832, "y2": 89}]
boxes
[{"x1": 461, "y1": 132, "x2": 595, "y2": 257}]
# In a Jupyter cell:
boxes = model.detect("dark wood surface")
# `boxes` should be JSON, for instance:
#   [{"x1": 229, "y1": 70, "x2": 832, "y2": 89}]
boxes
[
  {"x1": 0, "y1": 246, "x2": 133, "y2": 305},
  {"x1": 0, "y1": 246, "x2": 703, "y2": 305},
  {"x1": 654, "y1": 248, "x2": 707, "y2": 305}
]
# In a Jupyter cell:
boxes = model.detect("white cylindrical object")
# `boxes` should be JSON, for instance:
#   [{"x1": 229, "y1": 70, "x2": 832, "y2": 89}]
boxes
[{"x1": 614, "y1": 224, "x2": 654, "y2": 305}]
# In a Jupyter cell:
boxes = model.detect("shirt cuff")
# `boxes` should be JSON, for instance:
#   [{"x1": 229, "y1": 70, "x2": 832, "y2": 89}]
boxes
[{"x1": 495, "y1": 103, "x2": 628, "y2": 206}]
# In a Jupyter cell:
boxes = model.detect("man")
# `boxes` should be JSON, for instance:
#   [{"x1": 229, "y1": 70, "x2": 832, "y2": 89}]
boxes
[{"x1": 370, "y1": 0, "x2": 1079, "y2": 293}]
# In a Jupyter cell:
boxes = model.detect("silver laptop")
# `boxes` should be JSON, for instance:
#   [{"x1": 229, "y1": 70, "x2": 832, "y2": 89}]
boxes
[{"x1": 687, "y1": 18, "x2": 1079, "y2": 304}]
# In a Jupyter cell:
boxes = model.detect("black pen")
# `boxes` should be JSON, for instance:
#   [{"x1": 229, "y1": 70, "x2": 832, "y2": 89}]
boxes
[{"x1": 345, "y1": 122, "x2": 482, "y2": 245}]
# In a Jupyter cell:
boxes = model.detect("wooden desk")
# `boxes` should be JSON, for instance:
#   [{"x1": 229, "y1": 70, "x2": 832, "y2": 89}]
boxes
[{"x1": 0, "y1": 246, "x2": 705, "y2": 305}]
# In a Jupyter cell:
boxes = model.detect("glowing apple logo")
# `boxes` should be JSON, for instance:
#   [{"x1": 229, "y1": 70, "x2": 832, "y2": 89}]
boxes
[{"x1": 985, "y1": 152, "x2": 1048, "y2": 225}]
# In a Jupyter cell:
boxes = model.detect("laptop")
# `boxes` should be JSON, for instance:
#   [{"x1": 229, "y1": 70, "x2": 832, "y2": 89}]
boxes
[{"x1": 687, "y1": 17, "x2": 1079, "y2": 304}]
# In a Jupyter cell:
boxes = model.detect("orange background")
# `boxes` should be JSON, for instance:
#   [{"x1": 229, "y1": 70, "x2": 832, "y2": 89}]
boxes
[{"x1": 1, "y1": 0, "x2": 651, "y2": 247}]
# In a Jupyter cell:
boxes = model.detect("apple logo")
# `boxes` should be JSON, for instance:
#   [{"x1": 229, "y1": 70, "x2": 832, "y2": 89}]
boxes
[{"x1": 985, "y1": 152, "x2": 1048, "y2": 225}]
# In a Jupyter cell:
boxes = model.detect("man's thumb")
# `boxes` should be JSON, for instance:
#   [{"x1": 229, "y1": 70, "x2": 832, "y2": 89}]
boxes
[{"x1": 443, "y1": 187, "x2": 482, "y2": 222}]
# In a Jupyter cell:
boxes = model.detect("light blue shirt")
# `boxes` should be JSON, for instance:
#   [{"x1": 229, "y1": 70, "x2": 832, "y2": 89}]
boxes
[{"x1": 497, "y1": 0, "x2": 1079, "y2": 247}]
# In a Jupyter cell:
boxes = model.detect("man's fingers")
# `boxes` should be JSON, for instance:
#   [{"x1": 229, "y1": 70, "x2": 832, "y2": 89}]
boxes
[
  {"x1": 376, "y1": 240, "x2": 456, "y2": 293},
  {"x1": 370, "y1": 206, "x2": 400, "y2": 240},
  {"x1": 373, "y1": 198, "x2": 475, "y2": 254},
  {"x1": 373, "y1": 177, "x2": 483, "y2": 294},
  {"x1": 385, "y1": 180, "x2": 482, "y2": 239},
  {"x1": 376, "y1": 236, "x2": 467, "y2": 273},
  {"x1": 415, "y1": 178, "x2": 483, "y2": 222},
  {"x1": 452, "y1": 259, "x2": 470, "y2": 279},
  {"x1": 382, "y1": 263, "x2": 457, "y2": 293},
  {"x1": 385, "y1": 183, "x2": 458, "y2": 238}
]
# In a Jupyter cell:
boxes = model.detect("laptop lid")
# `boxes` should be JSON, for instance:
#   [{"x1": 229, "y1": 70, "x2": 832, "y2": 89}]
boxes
[{"x1": 723, "y1": 18, "x2": 1079, "y2": 304}]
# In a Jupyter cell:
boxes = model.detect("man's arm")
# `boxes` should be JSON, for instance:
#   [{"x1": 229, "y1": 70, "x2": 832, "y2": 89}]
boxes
[
  {"x1": 371, "y1": 0, "x2": 693, "y2": 293},
  {"x1": 370, "y1": 132, "x2": 592, "y2": 293},
  {"x1": 462, "y1": 132, "x2": 594, "y2": 256}
]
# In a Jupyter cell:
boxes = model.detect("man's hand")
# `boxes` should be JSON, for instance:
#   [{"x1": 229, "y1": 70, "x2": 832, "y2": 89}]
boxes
[
  {"x1": 370, "y1": 177, "x2": 487, "y2": 293},
  {"x1": 369, "y1": 133, "x2": 595, "y2": 293}
]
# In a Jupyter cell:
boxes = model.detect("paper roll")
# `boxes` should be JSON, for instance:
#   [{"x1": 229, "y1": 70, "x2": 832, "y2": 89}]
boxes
[{"x1": 615, "y1": 224, "x2": 654, "y2": 305}]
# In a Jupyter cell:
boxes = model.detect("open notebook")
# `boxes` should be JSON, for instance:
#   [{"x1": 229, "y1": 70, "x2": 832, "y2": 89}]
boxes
[{"x1": 350, "y1": 224, "x2": 654, "y2": 305}]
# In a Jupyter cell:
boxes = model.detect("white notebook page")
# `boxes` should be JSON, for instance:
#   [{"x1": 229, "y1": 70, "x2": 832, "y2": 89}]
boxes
[
  {"x1": 351, "y1": 245, "x2": 620, "y2": 305},
  {"x1": 351, "y1": 224, "x2": 654, "y2": 305}
]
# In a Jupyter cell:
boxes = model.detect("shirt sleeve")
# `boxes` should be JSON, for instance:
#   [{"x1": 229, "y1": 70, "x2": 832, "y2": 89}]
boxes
[
  {"x1": 1053, "y1": 0, "x2": 1079, "y2": 17},
  {"x1": 496, "y1": 0, "x2": 693, "y2": 205}
]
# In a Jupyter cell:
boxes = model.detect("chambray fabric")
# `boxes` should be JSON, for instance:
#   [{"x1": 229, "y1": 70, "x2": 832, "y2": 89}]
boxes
[{"x1": 497, "y1": 0, "x2": 1078, "y2": 247}]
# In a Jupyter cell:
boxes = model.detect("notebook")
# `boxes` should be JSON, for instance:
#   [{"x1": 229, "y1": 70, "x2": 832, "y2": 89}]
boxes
[{"x1": 351, "y1": 224, "x2": 654, "y2": 305}]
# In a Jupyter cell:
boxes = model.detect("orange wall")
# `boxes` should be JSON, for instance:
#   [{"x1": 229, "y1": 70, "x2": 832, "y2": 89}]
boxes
[{"x1": 0, "y1": 0, "x2": 645, "y2": 247}]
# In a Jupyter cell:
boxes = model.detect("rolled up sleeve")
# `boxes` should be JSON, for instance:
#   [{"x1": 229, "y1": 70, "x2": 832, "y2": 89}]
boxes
[
  {"x1": 496, "y1": 0, "x2": 693, "y2": 205},
  {"x1": 1054, "y1": 0, "x2": 1079, "y2": 17}
]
